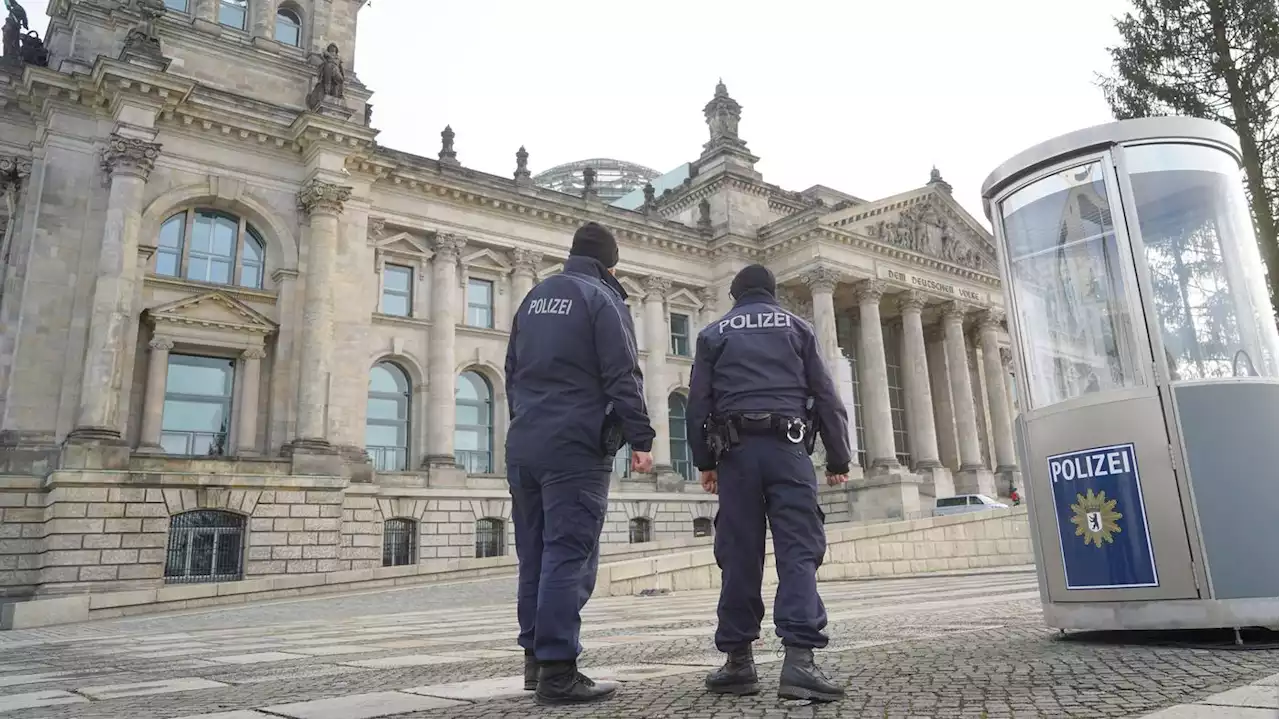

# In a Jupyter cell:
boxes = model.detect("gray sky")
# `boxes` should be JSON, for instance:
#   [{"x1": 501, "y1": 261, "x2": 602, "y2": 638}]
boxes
[{"x1": 41, "y1": 0, "x2": 1133, "y2": 226}]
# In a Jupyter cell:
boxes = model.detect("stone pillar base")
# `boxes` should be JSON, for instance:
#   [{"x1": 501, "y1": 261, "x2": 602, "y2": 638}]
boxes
[
  {"x1": 336, "y1": 445, "x2": 374, "y2": 484},
  {"x1": 954, "y1": 467, "x2": 997, "y2": 497},
  {"x1": 0, "y1": 431, "x2": 61, "y2": 475},
  {"x1": 995, "y1": 467, "x2": 1023, "y2": 498},
  {"x1": 282, "y1": 441, "x2": 344, "y2": 476},
  {"x1": 59, "y1": 435, "x2": 130, "y2": 471},
  {"x1": 916, "y1": 466, "x2": 955, "y2": 501},
  {"x1": 653, "y1": 467, "x2": 686, "y2": 492},
  {"x1": 426, "y1": 463, "x2": 469, "y2": 487},
  {"x1": 848, "y1": 467, "x2": 923, "y2": 522}
]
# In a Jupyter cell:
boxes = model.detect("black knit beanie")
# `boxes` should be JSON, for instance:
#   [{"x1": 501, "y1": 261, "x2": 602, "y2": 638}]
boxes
[
  {"x1": 730, "y1": 264, "x2": 776, "y2": 299},
  {"x1": 570, "y1": 222, "x2": 619, "y2": 268}
]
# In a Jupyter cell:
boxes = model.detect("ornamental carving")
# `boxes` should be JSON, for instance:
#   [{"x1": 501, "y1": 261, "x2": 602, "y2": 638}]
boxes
[
  {"x1": 148, "y1": 337, "x2": 174, "y2": 351},
  {"x1": 0, "y1": 155, "x2": 30, "y2": 192},
  {"x1": 776, "y1": 287, "x2": 813, "y2": 322},
  {"x1": 999, "y1": 346, "x2": 1013, "y2": 370},
  {"x1": 801, "y1": 266, "x2": 842, "y2": 294},
  {"x1": 896, "y1": 290, "x2": 928, "y2": 314},
  {"x1": 101, "y1": 134, "x2": 162, "y2": 181},
  {"x1": 431, "y1": 233, "x2": 466, "y2": 260},
  {"x1": 941, "y1": 300, "x2": 972, "y2": 323},
  {"x1": 977, "y1": 308, "x2": 1006, "y2": 332},
  {"x1": 853, "y1": 279, "x2": 887, "y2": 305},
  {"x1": 241, "y1": 347, "x2": 267, "y2": 360},
  {"x1": 863, "y1": 195, "x2": 992, "y2": 272},
  {"x1": 307, "y1": 43, "x2": 345, "y2": 111},
  {"x1": 643, "y1": 275, "x2": 672, "y2": 301},
  {"x1": 367, "y1": 216, "x2": 386, "y2": 241},
  {"x1": 296, "y1": 180, "x2": 352, "y2": 216},
  {"x1": 704, "y1": 80, "x2": 742, "y2": 143},
  {"x1": 697, "y1": 286, "x2": 718, "y2": 314},
  {"x1": 511, "y1": 248, "x2": 541, "y2": 275}
]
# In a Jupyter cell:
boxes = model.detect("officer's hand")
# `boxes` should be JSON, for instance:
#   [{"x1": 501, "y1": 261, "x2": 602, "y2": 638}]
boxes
[
  {"x1": 631, "y1": 451, "x2": 653, "y2": 474},
  {"x1": 826, "y1": 472, "x2": 849, "y2": 486},
  {"x1": 700, "y1": 470, "x2": 718, "y2": 495}
]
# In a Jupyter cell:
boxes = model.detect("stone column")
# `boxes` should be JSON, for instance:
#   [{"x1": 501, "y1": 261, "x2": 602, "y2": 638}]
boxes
[
  {"x1": 942, "y1": 301, "x2": 996, "y2": 497},
  {"x1": 137, "y1": 337, "x2": 173, "y2": 451},
  {"x1": 853, "y1": 280, "x2": 897, "y2": 470},
  {"x1": 898, "y1": 291, "x2": 954, "y2": 498},
  {"x1": 803, "y1": 267, "x2": 843, "y2": 371},
  {"x1": 290, "y1": 180, "x2": 351, "y2": 451},
  {"x1": 510, "y1": 248, "x2": 540, "y2": 309},
  {"x1": 425, "y1": 233, "x2": 467, "y2": 468},
  {"x1": 237, "y1": 348, "x2": 265, "y2": 455},
  {"x1": 643, "y1": 276, "x2": 672, "y2": 476},
  {"x1": 978, "y1": 310, "x2": 1020, "y2": 492},
  {"x1": 926, "y1": 327, "x2": 959, "y2": 470},
  {"x1": 68, "y1": 134, "x2": 160, "y2": 444},
  {"x1": 697, "y1": 286, "x2": 719, "y2": 331}
]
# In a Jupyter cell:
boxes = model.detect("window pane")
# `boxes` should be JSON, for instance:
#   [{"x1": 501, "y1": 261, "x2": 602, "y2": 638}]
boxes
[
  {"x1": 370, "y1": 365, "x2": 407, "y2": 393},
  {"x1": 467, "y1": 305, "x2": 492, "y2": 328},
  {"x1": 211, "y1": 216, "x2": 236, "y2": 257},
  {"x1": 275, "y1": 10, "x2": 301, "y2": 46},
  {"x1": 239, "y1": 263, "x2": 262, "y2": 290},
  {"x1": 191, "y1": 214, "x2": 212, "y2": 253},
  {"x1": 209, "y1": 259, "x2": 231, "y2": 285},
  {"x1": 455, "y1": 402, "x2": 486, "y2": 427},
  {"x1": 156, "y1": 249, "x2": 180, "y2": 277},
  {"x1": 999, "y1": 161, "x2": 1143, "y2": 409},
  {"x1": 366, "y1": 397, "x2": 405, "y2": 421},
  {"x1": 454, "y1": 428, "x2": 484, "y2": 451},
  {"x1": 456, "y1": 372, "x2": 488, "y2": 402},
  {"x1": 164, "y1": 0, "x2": 189, "y2": 10},
  {"x1": 365, "y1": 423, "x2": 404, "y2": 447},
  {"x1": 166, "y1": 356, "x2": 234, "y2": 397},
  {"x1": 218, "y1": 0, "x2": 247, "y2": 28},
  {"x1": 1126, "y1": 143, "x2": 1279, "y2": 380},
  {"x1": 381, "y1": 293, "x2": 409, "y2": 317},
  {"x1": 467, "y1": 279, "x2": 492, "y2": 304},
  {"x1": 243, "y1": 232, "x2": 263, "y2": 262},
  {"x1": 670, "y1": 313, "x2": 689, "y2": 335},
  {"x1": 159, "y1": 215, "x2": 184, "y2": 249},
  {"x1": 161, "y1": 400, "x2": 225, "y2": 432},
  {"x1": 384, "y1": 265, "x2": 411, "y2": 291}
]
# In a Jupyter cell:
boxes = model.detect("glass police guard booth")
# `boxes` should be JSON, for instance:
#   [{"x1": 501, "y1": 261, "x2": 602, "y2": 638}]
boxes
[{"x1": 981, "y1": 117, "x2": 1279, "y2": 631}]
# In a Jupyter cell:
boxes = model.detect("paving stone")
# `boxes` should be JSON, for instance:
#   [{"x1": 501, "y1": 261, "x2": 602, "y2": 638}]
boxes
[
  {"x1": 1138, "y1": 706, "x2": 1279, "y2": 718},
  {"x1": 0, "y1": 690, "x2": 88, "y2": 712},
  {"x1": 339, "y1": 654, "x2": 471, "y2": 669},
  {"x1": 77, "y1": 677, "x2": 229, "y2": 700},
  {"x1": 261, "y1": 691, "x2": 463, "y2": 719},
  {"x1": 402, "y1": 676, "x2": 528, "y2": 701},
  {"x1": 167, "y1": 712, "x2": 275, "y2": 719},
  {"x1": 208, "y1": 652, "x2": 309, "y2": 664},
  {"x1": 1199, "y1": 683, "x2": 1280, "y2": 709},
  {"x1": 285, "y1": 645, "x2": 385, "y2": 657}
]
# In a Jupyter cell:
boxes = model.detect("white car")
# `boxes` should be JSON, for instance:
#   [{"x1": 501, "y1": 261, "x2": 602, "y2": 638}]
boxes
[{"x1": 934, "y1": 494, "x2": 1009, "y2": 516}]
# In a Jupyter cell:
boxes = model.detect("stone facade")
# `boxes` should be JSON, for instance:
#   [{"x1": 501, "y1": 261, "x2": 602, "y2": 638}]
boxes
[{"x1": 0, "y1": 1, "x2": 1019, "y2": 600}]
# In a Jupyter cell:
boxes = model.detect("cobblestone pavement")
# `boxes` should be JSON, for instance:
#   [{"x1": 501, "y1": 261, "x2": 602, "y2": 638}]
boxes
[{"x1": 0, "y1": 569, "x2": 1274, "y2": 718}]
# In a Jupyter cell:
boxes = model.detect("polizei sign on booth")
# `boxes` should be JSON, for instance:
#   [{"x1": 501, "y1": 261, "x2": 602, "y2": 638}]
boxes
[{"x1": 1047, "y1": 443, "x2": 1159, "y2": 590}]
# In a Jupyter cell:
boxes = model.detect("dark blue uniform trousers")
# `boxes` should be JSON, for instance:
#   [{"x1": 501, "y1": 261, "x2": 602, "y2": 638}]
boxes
[
  {"x1": 507, "y1": 464, "x2": 610, "y2": 662},
  {"x1": 714, "y1": 436, "x2": 829, "y2": 652}
]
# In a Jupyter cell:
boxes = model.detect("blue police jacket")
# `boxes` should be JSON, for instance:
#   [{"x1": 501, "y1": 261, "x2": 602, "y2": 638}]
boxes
[
  {"x1": 504, "y1": 255, "x2": 655, "y2": 471},
  {"x1": 686, "y1": 288, "x2": 852, "y2": 475}
]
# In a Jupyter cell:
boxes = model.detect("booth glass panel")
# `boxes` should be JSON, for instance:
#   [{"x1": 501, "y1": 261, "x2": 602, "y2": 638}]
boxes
[
  {"x1": 1124, "y1": 143, "x2": 1279, "y2": 381},
  {"x1": 999, "y1": 161, "x2": 1146, "y2": 410}
]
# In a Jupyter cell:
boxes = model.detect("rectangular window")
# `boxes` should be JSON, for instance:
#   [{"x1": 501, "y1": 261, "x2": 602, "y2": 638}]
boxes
[
  {"x1": 381, "y1": 264, "x2": 413, "y2": 317},
  {"x1": 669, "y1": 312, "x2": 691, "y2": 357},
  {"x1": 218, "y1": 0, "x2": 248, "y2": 29},
  {"x1": 160, "y1": 354, "x2": 235, "y2": 457},
  {"x1": 467, "y1": 278, "x2": 494, "y2": 328},
  {"x1": 164, "y1": 0, "x2": 189, "y2": 12}
]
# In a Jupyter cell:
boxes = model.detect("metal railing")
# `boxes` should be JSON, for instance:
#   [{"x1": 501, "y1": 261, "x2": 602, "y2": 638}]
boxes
[
  {"x1": 164, "y1": 511, "x2": 245, "y2": 584},
  {"x1": 367, "y1": 445, "x2": 408, "y2": 472},
  {"x1": 455, "y1": 450, "x2": 492, "y2": 475},
  {"x1": 160, "y1": 430, "x2": 227, "y2": 457}
]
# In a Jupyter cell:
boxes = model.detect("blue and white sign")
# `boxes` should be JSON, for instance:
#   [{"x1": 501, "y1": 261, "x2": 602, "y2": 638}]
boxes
[{"x1": 1047, "y1": 443, "x2": 1159, "y2": 590}]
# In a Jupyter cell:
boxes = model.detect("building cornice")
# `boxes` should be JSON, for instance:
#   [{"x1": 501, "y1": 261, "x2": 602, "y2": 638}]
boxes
[{"x1": 768, "y1": 225, "x2": 1002, "y2": 288}]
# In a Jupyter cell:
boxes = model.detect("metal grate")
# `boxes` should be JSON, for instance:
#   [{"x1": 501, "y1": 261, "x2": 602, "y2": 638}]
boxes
[
  {"x1": 629, "y1": 517, "x2": 652, "y2": 544},
  {"x1": 164, "y1": 510, "x2": 245, "y2": 584},
  {"x1": 475, "y1": 517, "x2": 505, "y2": 558},
  {"x1": 382, "y1": 518, "x2": 416, "y2": 567},
  {"x1": 693, "y1": 517, "x2": 713, "y2": 538}
]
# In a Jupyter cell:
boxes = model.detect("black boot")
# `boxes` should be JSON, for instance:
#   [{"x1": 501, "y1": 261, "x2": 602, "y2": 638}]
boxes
[
  {"x1": 777, "y1": 646, "x2": 844, "y2": 702},
  {"x1": 704, "y1": 645, "x2": 759, "y2": 695},
  {"x1": 535, "y1": 660, "x2": 617, "y2": 706},
  {"x1": 523, "y1": 649, "x2": 537, "y2": 691}
]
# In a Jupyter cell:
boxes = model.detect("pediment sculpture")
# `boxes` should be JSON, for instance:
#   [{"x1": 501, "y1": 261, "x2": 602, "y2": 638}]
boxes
[{"x1": 864, "y1": 196, "x2": 994, "y2": 272}]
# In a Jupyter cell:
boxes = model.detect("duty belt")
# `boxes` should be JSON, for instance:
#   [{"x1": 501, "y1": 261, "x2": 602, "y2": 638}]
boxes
[{"x1": 726, "y1": 413, "x2": 808, "y2": 445}]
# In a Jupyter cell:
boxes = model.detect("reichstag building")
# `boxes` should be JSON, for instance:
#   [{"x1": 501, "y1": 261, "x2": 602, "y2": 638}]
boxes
[{"x1": 0, "y1": 0, "x2": 1018, "y2": 599}]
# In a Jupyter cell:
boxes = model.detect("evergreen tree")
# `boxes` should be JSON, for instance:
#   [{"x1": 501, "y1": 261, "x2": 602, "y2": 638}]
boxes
[{"x1": 1098, "y1": 0, "x2": 1278, "y2": 319}]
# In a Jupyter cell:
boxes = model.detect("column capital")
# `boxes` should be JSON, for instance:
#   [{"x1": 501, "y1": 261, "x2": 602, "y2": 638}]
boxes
[
  {"x1": 896, "y1": 290, "x2": 929, "y2": 315},
  {"x1": 0, "y1": 156, "x2": 32, "y2": 191},
  {"x1": 241, "y1": 347, "x2": 268, "y2": 360},
  {"x1": 977, "y1": 308, "x2": 1006, "y2": 333},
  {"x1": 431, "y1": 233, "x2": 467, "y2": 261},
  {"x1": 148, "y1": 336, "x2": 174, "y2": 351},
  {"x1": 511, "y1": 247, "x2": 542, "y2": 275},
  {"x1": 698, "y1": 286, "x2": 718, "y2": 310},
  {"x1": 101, "y1": 134, "x2": 162, "y2": 181},
  {"x1": 644, "y1": 275, "x2": 671, "y2": 301},
  {"x1": 941, "y1": 300, "x2": 974, "y2": 323},
  {"x1": 853, "y1": 279, "x2": 887, "y2": 305},
  {"x1": 296, "y1": 179, "x2": 352, "y2": 217},
  {"x1": 801, "y1": 265, "x2": 842, "y2": 294}
]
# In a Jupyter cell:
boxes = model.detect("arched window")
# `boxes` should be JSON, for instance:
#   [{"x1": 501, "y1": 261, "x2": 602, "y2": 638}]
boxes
[
  {"x1": 629, "y1": 517, "x2": 652, "y2": 544},
  {"x1": 693, "y1": 517, "x2": 713, "y2": 538},
  {"x1": 475, "y1": 517, "x2": 505, "y2": 558},
  {"x1": 155, "y1": 209, "x2": 266, "y2": 290},
  {"x1": 455, "y1": 371, "x2": 493, "y2": 474},
  {"x1": 164, "y1": 510, "x2": 245, "y2": 584},
  {"x1": 668, "y1": 393, "x2": 693, "y2": 481},
  {"x1": 367, "y1": 362, "x2": 411, "y2": 471},
  {"x1": 382, "y1": 518, "x2": 416, "y2": 567},
  {"x1": 274, "y1": 7, "x2": 302, "y2": 47},
  {"x1": 612, "y1": 443, "x2": 631, "y2": 478}
]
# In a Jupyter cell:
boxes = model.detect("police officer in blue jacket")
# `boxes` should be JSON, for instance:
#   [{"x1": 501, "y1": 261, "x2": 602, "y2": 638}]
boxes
[
  {"x1": 686, "y1": 264, "x2": 851, "y2": 702},
  {"x1": 505, "y1": 222, "x2": 656, "y2": 706}
]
